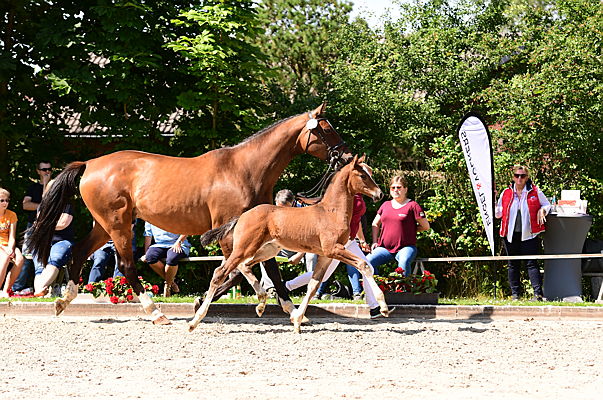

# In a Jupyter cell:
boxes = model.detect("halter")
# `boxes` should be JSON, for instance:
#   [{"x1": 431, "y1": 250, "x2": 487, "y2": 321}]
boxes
[
  {"x1": 298, "y1": 112, "x2": 349, "y2": 199},
  {"x1": 304, "y1": 112, "x2": 348, "y2": 170}
]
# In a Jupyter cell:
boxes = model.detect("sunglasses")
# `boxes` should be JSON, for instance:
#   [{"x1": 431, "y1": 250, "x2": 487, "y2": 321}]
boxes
[
  {"x1": 38, "y1": 168, "x2": 52, "y2": 172},
  {"x1": 514, "y1": 173, "x2": 527, "y2": 178},
  {"x1": 390, "y1": 185, "x2": 404, "y2": 190},
  {"x1": 0, "y1": 199, "x2": 9, "y2": 203}
]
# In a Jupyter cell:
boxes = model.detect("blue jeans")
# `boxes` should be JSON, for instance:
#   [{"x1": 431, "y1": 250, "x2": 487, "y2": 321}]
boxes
[
  {"x1": 12, "y1": 222, "x2": 43, "y2": 291},
  {"x1": 346, "y1": 264, "x2": 363, "y2": 294},
  {"x1": 366, "y1": 245, "x2": 418, "y2": 276},
  {"x1": 88, "y1": 243, "x2": 118, "y2": 283},
  {"x1": 35, "y1": 240, "x2": 74, "y2": 275}
]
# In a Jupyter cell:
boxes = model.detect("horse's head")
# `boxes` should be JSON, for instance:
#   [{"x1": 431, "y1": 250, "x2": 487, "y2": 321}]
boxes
[
  {"x1": 346, "y1": 154, "x2": 383, "y2": 202},
  {"x1": 297, "y1": 103, "x2": 352, "y2": 169}
]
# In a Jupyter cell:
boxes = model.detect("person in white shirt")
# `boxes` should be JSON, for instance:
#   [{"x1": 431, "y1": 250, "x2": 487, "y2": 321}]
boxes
[{"x1": 495, "y1": 165, "x2": 551, "y2": 301}]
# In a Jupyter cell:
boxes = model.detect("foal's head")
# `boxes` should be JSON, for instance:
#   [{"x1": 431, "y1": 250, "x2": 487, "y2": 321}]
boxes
[
  {"x1": 296, "y1": 103, "x2": 352, "y2": 168},
  {"x1": 345, "y1": 155, "x2": 383, "y2": 202}
]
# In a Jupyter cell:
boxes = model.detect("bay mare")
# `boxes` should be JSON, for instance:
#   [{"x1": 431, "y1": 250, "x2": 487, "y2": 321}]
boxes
[
  {"x1": 191, "y1": 155, "x2": 388, "y2": 333},
  {"x1": 26, "y1": 103, "x2": 351, "y2": 324}
]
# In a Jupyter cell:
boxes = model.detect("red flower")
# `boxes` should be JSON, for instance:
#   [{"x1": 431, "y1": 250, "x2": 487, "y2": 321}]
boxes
[
  {"x1": 84, "y1": 284, "x2": 94, "y2": 292},
  {"x1": 394, "y1": 267, "x2": 404, "y2": 274},
  {"x1": 79, "y1": 277, "x2": 83, "y2": 284},
  {"x1": 105, "y1": 277, "x2": 114, "y2": 283},
  {"x1": 126, "y1": 295, "x2": 134, "y2": 301},
  {"x1": 127, "y1": 288, "x2": 133, "y2": 295},
  {"x1": 151, "y1": 285, "x2": 159, "y2": 295},
  {"x1": 110, "y1": 296, "x2": 119, "y2": 304},
  {"x1": 120, "y1": 276, "x2": 127, "y2": 285}
]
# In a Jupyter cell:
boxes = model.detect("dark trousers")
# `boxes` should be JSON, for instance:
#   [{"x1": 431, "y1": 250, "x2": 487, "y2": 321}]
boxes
[{"x1": 503, "y1": 233, "x2": 543, "y2": 297}]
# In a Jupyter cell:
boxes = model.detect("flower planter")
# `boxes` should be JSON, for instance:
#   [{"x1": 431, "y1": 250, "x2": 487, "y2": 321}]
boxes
[{"x1": 384, "y1": 292, "x2": 439, "y2": 305}]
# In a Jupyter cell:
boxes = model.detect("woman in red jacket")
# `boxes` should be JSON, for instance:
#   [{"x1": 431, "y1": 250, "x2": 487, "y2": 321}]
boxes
[{"x1": 495, "y1": 165, "x2": 551, "y2": 301}]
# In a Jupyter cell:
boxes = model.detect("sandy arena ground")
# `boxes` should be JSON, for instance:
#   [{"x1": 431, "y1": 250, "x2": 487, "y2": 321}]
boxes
[{"x1": 0, "y1": 315, "x2": 601, "y2": 399}]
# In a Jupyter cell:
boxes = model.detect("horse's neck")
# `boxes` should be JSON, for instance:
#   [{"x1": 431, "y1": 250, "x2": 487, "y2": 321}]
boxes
[
  {"x1": 320, "y1": 174, "x2": 354, "y2": 216},
  {"x1": 235, "y1": 125, "x2": 300, "y2": 188}
]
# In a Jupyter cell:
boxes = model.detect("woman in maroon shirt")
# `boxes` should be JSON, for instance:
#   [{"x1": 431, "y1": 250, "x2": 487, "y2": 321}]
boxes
[{"x1": 367, "y1": 175, "x2": 430, "y2": 276}]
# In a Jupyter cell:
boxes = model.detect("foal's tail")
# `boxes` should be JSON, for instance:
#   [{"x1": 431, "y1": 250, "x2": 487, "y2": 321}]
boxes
[
  {"x1": 199, "y1": 218, "x2": 239, "y2": 247},
  {"x1": 26, "y1": 161, "x2": 87, "y2": 265}
]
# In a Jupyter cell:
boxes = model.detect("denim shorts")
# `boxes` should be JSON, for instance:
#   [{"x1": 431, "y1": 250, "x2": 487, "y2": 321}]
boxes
[{"x1": 145, "y1": 246, "x2": 188, "y2": 266}]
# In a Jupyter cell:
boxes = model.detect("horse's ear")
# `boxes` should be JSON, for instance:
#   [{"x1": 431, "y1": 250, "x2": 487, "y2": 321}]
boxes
[
  {"x1": 312, "y1": 102, "x2": 327, "y2": 117},
  {"x1": 358, "y1": 154, "x2": 366, "y2": 164},
  {"x1": 351, "y1": 154, "x2": 359, "y2": 166}
]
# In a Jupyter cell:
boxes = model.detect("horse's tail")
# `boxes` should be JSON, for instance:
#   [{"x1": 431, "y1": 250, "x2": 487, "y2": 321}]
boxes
[
  {"x1": 26, "y1": 161, "x2": 87, "y2": 265},
  {"x1": 199, "y1": 217, "x2": 239, "y2": 247}
]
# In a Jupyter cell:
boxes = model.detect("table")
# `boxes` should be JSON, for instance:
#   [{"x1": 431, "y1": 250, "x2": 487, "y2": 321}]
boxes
[{"x1": 542, "y1": 213, "x2": 593, "y2": 302}]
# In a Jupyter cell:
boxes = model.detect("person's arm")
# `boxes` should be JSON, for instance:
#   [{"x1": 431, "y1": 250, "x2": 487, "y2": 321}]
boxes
[
  {"x1": 55, "y1": 212, "x2": 73, "y2": 231},
  {"x1": 288, "y1": 252, "x2": 305, "y2": 265},
  {"x1": 370, "y1": 214, "x2": 382, "y2": 250},
  {"x1": 495, "y1": 190, "x2": 504, "y2": 219},
  {"x1": 354, "y1": 221, "x2": 370, "y2": 252},
  {"x1": 22, "y1": 195, "x2": 38, "y2": 211},
  {"x1": 417, "y1": 217, "x2": 430, "y2": 232},
  {"x1": 144, "y1": 235, "x2": 152, "y2": 253},
  {"x1": 536, "y1": 190, "x2": 552, "y2": 225},
  {"x1": 6, "y1": 220, "x2": 18, "y2": 258},
  {"x1": 170, "y1": 235, "x2": 187, "y2": 253}
]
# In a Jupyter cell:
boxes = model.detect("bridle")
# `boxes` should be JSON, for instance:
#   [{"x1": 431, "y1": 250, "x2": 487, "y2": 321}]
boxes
[
  {"x1": 298, "y1": 112, "x2": 350, "y2": 198},
  {"x1": 304, "y1": 112, "x2": 348, "y2": 170}
]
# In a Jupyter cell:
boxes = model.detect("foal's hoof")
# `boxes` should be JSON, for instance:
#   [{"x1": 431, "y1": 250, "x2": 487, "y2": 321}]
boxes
[
  {"x1": 152, "y1": 315, "x2": 172, "y2": 325},
  {"x1": 54, "y1": 299, "x2": 67, "y2": 316},
  {"x1": 193, "y1": 296, "x2": 202, "y2": 313},
  {"x1": 256, "y1": 304, "x2": 266, "y2": 318},
  {"x1": 188, "y1": 324, "x2": 197, "y2": 333}
]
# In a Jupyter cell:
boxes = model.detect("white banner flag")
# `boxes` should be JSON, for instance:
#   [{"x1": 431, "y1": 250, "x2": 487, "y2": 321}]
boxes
[{"x1": 457, "y1": 113, "x2": 496, "y2": 255}]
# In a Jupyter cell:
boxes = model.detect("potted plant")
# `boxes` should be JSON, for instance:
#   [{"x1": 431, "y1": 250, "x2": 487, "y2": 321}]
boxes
[
  {"x1": 374, "y1": 268, "x2": 439, "y2": 305},
  {"x1": 81, "y1": 276, "x2": 160, "y2": 304}
]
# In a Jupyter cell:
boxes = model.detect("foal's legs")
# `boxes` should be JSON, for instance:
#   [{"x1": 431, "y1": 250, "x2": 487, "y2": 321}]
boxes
[
  {"x1": 326, "y1": 244, "x2": 389, "y2": 318},
  {"x1": 54, "y1": 221, "x2": 110, "y2": 316},
  {"x1": 189, "y1": 256, "x2": 243, "y2": 331},
  {"x1": 289, "y1": 256, "x2": 332, "y2": 333},
  {"x1": 237, "y1": 263, "x2": 268, "y2": 317}
]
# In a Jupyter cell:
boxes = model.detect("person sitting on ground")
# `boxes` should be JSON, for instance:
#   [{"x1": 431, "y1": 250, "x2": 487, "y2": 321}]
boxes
[
  {"x1": 0, "y1": 188, "x2": 25, "y2": 297},
  {"x1": 142, "y1": 222, "x2": 190, "y2": 297},
  {"x1": 33, "y1": 180, "x2": 75, "y2": 297}
]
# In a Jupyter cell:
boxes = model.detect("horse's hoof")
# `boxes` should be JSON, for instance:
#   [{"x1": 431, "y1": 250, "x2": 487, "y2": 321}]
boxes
[
  {"x1": 188, "y1": 324, "x2": 196, "y2": 332},
  {"x1": 281, "y1": 300, "x2": 295, "y2": 315},
  {"x1": 293, "y1": 324, "x2": 301, "y2": 334},
  {"x1": 54, "y1": 299, "x2": 66, "y2": 316},
  {"x1": 152, "y1": 315, "x2": 172, "y2": 325},
  {"x1": 193, "y1": 296, "x2": 202, "y2": 313},
  {"x1": 256, "y1": 304, "x2": 265, "y2": 317}
]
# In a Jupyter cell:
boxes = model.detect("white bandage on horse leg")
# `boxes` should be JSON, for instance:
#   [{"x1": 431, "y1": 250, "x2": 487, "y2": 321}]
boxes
[
  {"x1": 63, "y1": 280, "x2": 78, "y2": 302},
  {"x1": 138, "y1": 292, "x2": 158, "y2": 314}
]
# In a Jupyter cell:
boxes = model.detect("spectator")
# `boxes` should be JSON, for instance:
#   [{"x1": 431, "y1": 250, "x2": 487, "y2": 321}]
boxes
[
  {"x1": 33, "y1": 180, "x2": 75, "y2": 297},
  {"x1": 12, "y1": 161, "x2": 52, "y2": 294},
  {"x1": 367, "y1": 175, "x2": 430, "y2": 277},
  {"x1": 0, "y1": 188, "x2": 25, "y2": 297},
  {"x1": 142, "y1": 222, "x2": 190, "y2": 297},
  {"x1": 495, "y1": 165, "x2": 551, "y2": 301}
]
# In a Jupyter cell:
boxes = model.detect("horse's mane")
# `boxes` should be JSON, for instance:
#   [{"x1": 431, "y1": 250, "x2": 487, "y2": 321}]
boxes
[{"x1": 232, "y1": 113, "x2": 301, "y2": 148}]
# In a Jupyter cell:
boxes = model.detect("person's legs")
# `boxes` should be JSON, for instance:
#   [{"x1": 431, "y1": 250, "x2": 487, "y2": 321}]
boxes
[
  {"x1": 521, "y1": 237, "x2": 543, "y2": 299},
  {"x1": 0, "y1": 251, "x2": 12, "y2": 296},
  {"x1": 346, "y1": 263, "x2": 363, "y2": 297},
  {"x1": 34, "y1": 240, "x2": 73, "y2": 296},
  {"x1": 88, "y1": 247, "x2": 112, "y2": 283},
  {"x1": 145, "y1": 247, "x2": 167, "y2": 279},
  {"x1": 394, "y1": 245, "x2": 418, "y2": 276},
  {"x1": 366, "y1": 246, "x2": 395, "y2": 276},
  {"x1": 504, "y1": 234, "x2": 522, "y2": 298},
  {"x1": 12, "y1": 223, "x2": 33, "y2": 292},
  {"x1": 3, "y1": 248, "x2": 24, "y2": 294},
  {"x1": 164, "y1": 249, "x2": 186, "y2": 297}
]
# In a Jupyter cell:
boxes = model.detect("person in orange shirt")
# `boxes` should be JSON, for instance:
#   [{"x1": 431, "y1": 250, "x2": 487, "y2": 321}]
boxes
[{"x1": 0, "y1": 188, "x2": 25, "y2": 297}]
